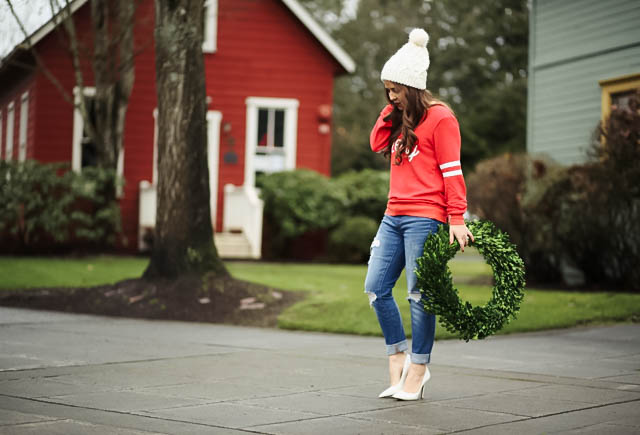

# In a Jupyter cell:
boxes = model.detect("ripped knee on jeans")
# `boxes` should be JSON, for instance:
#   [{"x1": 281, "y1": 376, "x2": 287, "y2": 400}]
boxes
[
  {"x1": 407, "y1": 293, "x2": 421, "y2": 303},
  {"x1": 366, "y1": 291, "x2": 377, "y2": 306}
]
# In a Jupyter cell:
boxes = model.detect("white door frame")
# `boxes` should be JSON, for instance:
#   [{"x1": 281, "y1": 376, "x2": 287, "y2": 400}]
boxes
[
  {"x1": 152, "y1": 109, "x2": 222, "y2": 224},
  {"x1": 244, "y1": 97, "x2": 298, "y2": 187},
  {"x1": 207, "y1": 110, "x2": 222, "y2": 223}
]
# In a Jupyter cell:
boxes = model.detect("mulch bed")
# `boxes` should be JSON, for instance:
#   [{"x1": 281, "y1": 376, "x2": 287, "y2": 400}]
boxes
[{"x1": 0, "y1": 274, "x2": 304, "y2": 328}]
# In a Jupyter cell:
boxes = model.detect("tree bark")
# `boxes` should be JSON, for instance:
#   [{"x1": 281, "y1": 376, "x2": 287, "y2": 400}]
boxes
[{"x1": 144, "y1": 0, "x2": 227, "y2": 279}]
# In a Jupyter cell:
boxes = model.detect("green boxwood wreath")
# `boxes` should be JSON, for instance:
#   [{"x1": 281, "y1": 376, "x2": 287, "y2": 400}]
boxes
[{"x1": 415, "y1": 220, "x2": 525, "y2": 341}]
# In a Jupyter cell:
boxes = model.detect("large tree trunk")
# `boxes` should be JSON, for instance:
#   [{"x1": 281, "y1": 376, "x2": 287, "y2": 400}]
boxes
[{"x1": 144, "y1": 0, "x2": 227, "y2": 279}]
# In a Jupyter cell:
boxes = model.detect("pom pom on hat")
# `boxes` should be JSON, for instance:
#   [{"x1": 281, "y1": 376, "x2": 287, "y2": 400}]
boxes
[
  {"x1": 409, "y1": 28, "x2": 429, "y2": 47},
  {"x1": 380, "y1": 28, "x2": 430, "y2": 90}
]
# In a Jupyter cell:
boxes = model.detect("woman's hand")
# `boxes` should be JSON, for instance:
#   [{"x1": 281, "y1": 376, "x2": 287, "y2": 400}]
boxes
[{"x1": 449, "y1": 224, "x2": 475, "y2": 252}]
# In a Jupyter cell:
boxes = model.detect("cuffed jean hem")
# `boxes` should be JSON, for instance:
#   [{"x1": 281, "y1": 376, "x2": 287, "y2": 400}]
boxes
[
  {"x1": 411, "y1": 353, "x2": 431, "y2": 364},
  {"x1": 386, "y1": 340, "x2": 408, "y2": 355}
]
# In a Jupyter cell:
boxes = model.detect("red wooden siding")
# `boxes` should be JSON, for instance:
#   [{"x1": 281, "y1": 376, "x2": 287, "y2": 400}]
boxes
[
  {"x1": 1, "y1": 0, "x2": 344, "y2": 249},
  {"x1": 0, "y1": 70, "x2": 37, "y2": 161},
  {"x1": 209, "y1": 0, "x2": 340, "y2": 230}
]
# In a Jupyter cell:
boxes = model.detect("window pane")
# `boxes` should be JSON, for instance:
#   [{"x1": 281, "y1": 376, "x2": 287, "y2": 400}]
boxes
[
  {"x1": 274, "y1": 109, "x2": 284, "y2": 148},
  {"x1": 257, "y1": 108, "x2": 268, "y2": 147},
  {"x1": 611, "y1": 90, "x2": 636, "y2": 110}
]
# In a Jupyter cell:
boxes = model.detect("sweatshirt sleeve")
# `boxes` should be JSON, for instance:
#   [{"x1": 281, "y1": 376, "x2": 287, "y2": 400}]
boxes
[
  {"x1": 433, "y1": 116, "x2": 467, "y2": 225},
  {"x1": 369, "y1": 104, "x2": 394, "y2": 153}
]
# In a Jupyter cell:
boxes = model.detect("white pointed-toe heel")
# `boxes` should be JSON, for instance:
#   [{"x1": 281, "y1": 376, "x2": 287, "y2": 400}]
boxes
[
  {"x1": 392, "y1": 365, "x2": 431, "y2": 401},
  {"x1": 378, "y1": 354, "x2": 411, "y2": 398}
]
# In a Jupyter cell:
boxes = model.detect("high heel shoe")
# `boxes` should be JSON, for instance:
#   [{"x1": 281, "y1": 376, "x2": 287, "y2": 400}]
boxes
[
  {"x1": 392, "y1": 365, "x2": 431, "y2": 400},
  {"x1": 378, "y1": 354, "x2": 411, "y2": 398}
]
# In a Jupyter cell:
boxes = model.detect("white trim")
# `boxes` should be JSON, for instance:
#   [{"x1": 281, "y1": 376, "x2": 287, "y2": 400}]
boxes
[
  {"x1": 5, "y1": 102, "x2": 15, "y2": 161},
  {"x1": 442, "y1": 169, "x2": 463, "y2": 178},
  {"x1": 280, "y1": 0, "x2": 355, "y2": 73},
  {"x1": 207, "y1": 110, "x2": 222, "y2": 223},
  {"x1": 71, "y1": 86, "x2": 124, "y2": 185},
  {"x1": 202, "y1": 0, "x2": 218, "y2": 53},
  {"x1": 244, "y1": 97, "x2": 298, "y2": 187},
  {"x1": 439, "y1": 160, "x2": 460, "y2": 170},
  {"x1": 18, "y1": 91, "x2": 29, "y2": 162},
  {"x1": 71, "y1": 86, "x2": 95, "y2": 172}
]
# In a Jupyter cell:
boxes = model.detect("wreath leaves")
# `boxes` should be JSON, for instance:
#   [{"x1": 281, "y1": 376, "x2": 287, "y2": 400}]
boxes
[{"x1": 415, "y1": 220, "x2": 526, "y2": 341}]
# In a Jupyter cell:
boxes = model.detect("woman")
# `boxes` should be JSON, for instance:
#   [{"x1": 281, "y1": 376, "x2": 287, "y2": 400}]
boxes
[{"x1": 365, "y1": 28, "x2": 474, "y2": 401}]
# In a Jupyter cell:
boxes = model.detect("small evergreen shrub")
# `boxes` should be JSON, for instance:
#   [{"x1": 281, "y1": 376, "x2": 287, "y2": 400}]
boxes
[
  {"x1": 0, "y1": 161, "x2": 122, "y2": 253},
  {"x1": 328, "y1": 216, "x2": 379, "y2": 263},
  {"x1": 259, "y1": 169, "x2": 345, "y2": 257},
  {"x1": 333, "y1": 169, "x2": 389, "y2": 222}
]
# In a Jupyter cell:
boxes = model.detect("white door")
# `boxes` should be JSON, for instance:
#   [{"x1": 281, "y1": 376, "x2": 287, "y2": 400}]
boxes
[{"x1": 244, "y1": 97, "x2": 298, "y2": 187}]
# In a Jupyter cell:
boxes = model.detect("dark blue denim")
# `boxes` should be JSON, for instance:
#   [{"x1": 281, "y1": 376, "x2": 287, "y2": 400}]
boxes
[{"x1": 364, "y1": 214, "x2": 441, "y2": 364}]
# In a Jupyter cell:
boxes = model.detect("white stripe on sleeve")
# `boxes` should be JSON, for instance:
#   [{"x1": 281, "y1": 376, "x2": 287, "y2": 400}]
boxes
[
  {"x1": 439, "y1": 160, "x2": 461, "y2": 170},
  {"x1": 442, "y1": 169, "x2": 463, "y2": 178}
]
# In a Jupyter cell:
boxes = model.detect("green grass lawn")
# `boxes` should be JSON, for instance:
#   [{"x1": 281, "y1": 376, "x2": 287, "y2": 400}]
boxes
[
  {"x1": 1, "y1": 254, "x2": 638, "y2": 340},
  {"x1": 0, "y1": 256, "x2": 149, "y2": 289}
]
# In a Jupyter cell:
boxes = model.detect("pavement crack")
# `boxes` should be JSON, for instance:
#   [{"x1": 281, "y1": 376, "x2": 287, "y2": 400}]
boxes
[
  {"x1": 448, "y1": 396, "x2": 640, "y2": 433},
  {"x1": 0, "y1": 393, "x2": 265, "y2": 434}
]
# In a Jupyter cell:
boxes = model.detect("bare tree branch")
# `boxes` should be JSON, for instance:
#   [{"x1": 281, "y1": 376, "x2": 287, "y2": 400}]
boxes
[{"x1": 3, "y1": 0, "x2": 74, "y2": 105}]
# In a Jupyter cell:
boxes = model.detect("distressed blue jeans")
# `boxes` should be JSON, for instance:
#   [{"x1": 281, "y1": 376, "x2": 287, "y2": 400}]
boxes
[{"x1": 364, "y1": 214, "x2": 441, "y2": 364}]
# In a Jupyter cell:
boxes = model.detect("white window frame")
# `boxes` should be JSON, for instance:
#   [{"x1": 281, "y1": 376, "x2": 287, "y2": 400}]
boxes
[
  {"x1": 202, "y1": 0, "x2": 218, "y2": 53},
  {"x1": 72, "y1": 86, "x2": 124, "y2": 177},
  {"x1": 5, "y1": 102, "x2": 14, "y2": 161},
  {"x1": 72, "y1": 87, "x2": 124, "y2": 197},
  {"x1": 244, "y1": 97, "x2": 298, "y2": 187},
  {"x1": 18, "y1": 91, "x2": 29, "y2": 162}
]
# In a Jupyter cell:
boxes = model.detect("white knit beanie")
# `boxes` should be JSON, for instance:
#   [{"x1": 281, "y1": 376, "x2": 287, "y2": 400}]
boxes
[{"x1": 380, "y1": 28, "x2": 430, "y2": 90}]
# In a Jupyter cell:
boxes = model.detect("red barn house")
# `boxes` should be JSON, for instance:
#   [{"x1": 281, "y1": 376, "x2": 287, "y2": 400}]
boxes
[{"x1": 0, "y1": 0, "x2": 354, "y2": 258}]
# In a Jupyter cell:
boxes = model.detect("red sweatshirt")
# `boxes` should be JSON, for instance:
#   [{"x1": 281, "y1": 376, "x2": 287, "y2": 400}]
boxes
[{"x1": 370, "y1": 104, "x2": 467, "y2": 225}]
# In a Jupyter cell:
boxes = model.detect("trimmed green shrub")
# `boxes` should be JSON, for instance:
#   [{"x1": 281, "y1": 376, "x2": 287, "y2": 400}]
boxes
[
  {"x1": 0, "y1": 160, "x2": 122, "y2": 253},
  {"x1": 328, "y1": 216, "x2": 379, "y2": 263},
  {"x1": 333, "y1": 169, "x2": 389, "y2": 221},
  {"x1": 259, "y1": 169, "x2": 346, "y2": 257}
]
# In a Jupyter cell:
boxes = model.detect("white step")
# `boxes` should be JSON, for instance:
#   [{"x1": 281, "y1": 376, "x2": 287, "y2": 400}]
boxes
[{"x1": 214, "y1": 232, "x2": 255, "y2": 259}]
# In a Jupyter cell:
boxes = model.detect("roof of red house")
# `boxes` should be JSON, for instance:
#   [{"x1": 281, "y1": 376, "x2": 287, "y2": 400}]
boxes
[{"x1": 1, "y1": 0, "x2": 355, "y2": 73}]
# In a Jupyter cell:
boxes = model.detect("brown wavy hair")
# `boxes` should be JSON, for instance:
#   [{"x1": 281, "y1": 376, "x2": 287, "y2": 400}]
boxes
[{"x1": 383, "y1": 83, "x2": 449, "y2": 165}]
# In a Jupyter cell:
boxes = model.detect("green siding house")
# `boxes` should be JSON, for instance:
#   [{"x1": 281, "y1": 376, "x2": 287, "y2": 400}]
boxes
[{"x1": 527, "y1": 0, "x2": 640, "y2": 164}]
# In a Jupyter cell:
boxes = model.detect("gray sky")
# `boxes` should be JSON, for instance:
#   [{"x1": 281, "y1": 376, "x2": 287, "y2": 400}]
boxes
[{"x1": 0, "y1": 0, "x2": 58, "y2": 58}]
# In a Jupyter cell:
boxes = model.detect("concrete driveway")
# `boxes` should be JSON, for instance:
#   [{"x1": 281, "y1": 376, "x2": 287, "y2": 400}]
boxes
[{"x1": 1, "y1": 307, "x2": 639, "y2": 434}]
